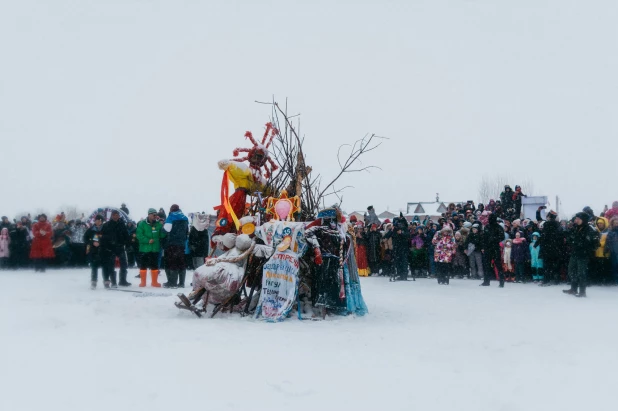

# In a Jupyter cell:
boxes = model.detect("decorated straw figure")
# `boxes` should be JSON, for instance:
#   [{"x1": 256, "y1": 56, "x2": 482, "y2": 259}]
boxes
[{"x1": 215, "y1": 123, "x2": 279, "y2": 236}]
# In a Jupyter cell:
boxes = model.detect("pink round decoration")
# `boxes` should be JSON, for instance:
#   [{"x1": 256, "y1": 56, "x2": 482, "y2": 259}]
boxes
[{"x1": 274, "y1": 199, "x2": 292, "y2": 220}]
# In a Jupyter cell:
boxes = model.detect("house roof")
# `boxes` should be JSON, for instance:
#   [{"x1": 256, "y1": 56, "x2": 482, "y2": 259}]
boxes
[
  {"x1": 406, "y1": 201, "x2": 464, "y2": 216},
  {"x1": 378, "y1": 211, "x2": 397, "y2": 219}
]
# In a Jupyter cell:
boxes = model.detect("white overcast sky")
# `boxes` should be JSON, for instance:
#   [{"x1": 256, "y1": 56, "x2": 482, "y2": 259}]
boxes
[{"x1": 1, "y1": 0, "x2": 617, "y2": 221}]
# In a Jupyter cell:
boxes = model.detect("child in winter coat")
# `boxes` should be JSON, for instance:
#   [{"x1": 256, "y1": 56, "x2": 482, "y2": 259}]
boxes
[
  {"x1": 502, "y1": 239, "x2": 515, "y2": 281},
  {"x1": 433, "y1": 227, "x2": 456, "y2": 285},
  {"x1": 409, "y1": 226, "x2": 427, "y2": 277},
  {"x1": 511, "y1": 231, "x2": 529, "y2": 283},
  {"x1": 0, "y1": 228, "x2": 10, "y2": 269},
  {"x1": 530, "y1": 232, "x2": 544, "y2": 282}
]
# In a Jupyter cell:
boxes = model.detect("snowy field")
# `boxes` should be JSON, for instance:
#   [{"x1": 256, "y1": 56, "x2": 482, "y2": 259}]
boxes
[{"x1": 1, "y1": 269, "x2": 617, "y2": 411}]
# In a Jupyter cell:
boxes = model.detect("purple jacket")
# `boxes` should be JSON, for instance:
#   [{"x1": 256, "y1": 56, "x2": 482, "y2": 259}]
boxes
[
  {"x1": 410, "y1": 233, "x2": 425, "y2": 250},
  {"x1": 511, "y1": 238, "x2": 530, "y2": 263}
]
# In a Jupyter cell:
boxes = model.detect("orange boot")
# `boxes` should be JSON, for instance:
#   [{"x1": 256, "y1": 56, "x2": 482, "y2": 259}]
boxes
[
  {"x1": 139, "y1": 270, "x2": 147, "y2": 287},
  {"x1": 151, "y1": 269, "x2": 161, "y2": 287}
]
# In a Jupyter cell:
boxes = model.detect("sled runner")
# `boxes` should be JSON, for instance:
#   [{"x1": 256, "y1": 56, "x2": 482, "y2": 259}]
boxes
[
  {"x1": 175, "y1": 293, "x2": 206, "y2": 318},
  {"x1": 107, "y1": 288, "x2": 172, "y2": 297}
]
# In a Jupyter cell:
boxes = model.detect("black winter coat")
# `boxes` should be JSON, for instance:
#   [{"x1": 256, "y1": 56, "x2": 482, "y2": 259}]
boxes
[
  {"x1": 100, "y1": 219, "x2": 129, "y2": 250},
  {"x1": 484, "y1": 223, "x2": 505, "y2": 261},
  {"x1": 84, "y1": 226, "x2": 104, "y2": 262},
  {"x1": 385, "y1": 229, "x2": 410, "y2": 260},
  {"x1": 465, "y1": 230, "x2": 484, "y2": 251},
  {"x1": 9, "y1": 227, "x2": 29, "y2": 250},
  {"x1": 366, "y1": 230, "x2": 382, "y2": 263},
  {"x1": 424, "y1": 229, "x2": 437, "y2": 248},
  {"x1": 189, "y1": 226, "x2": 209, "y2": 257},
  {"x1": 500, "y1": 190, "x2": 514, "y2": 210},
  {"x1": 568, "y1": 224, "x2": 600, "y2": 259},
  {"x1": 539, "y1": 220, "x2": 564, "y2": 260}
]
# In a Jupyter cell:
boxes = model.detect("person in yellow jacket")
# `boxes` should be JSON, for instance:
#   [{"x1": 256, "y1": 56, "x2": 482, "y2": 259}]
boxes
[
  {"x1": 136, "y1": 209, "x2": 167, "y2": 287},
  {"x1": 591, "y1": 217, "x2": 610, "y2": 284}
]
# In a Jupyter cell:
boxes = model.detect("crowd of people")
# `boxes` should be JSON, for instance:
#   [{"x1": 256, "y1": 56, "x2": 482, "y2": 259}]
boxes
[
  {"x1": 0, "y1": 204, "x2": 211, "y2": 290},
  {"x1": 352, "y1": 187, "x2": 618, "y2": 298},
  {"x1": 2, "y1": 188, "x2": 618, "y2": 299}
]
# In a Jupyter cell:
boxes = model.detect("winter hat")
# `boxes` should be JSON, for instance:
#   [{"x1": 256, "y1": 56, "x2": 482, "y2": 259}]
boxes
[
  {"x1": 367, "y1": 205, "x2": 374, "y2": 211},
  {"x1": 441, "y1": 226, "x2": 453, "y2": 234},
  {"x1": 512, "y1": 219, "x2": 521, "y2": 227},
  {"x1": 94, "y1": 214, "x2": 104, "y2": 221},
  {"x1": 384, "y1": 219, "x2": 391, "y2": 224},
  {"x1": 575, "y1": 212, "x2": 590, "y2": 224},
  {"x1": 547, "y1": 210, "x2": 558, "y2": 219},
  {"x1": 463, "y1": 222, "x2": 472, "y2": 228},
  {"x1": 170, "y1": 204, "x2": 180, "y2": 213},
  {"x1": 350, "y1": 215, "x2": 358, "y2": 223},
  {"x1": 148, "y1": 208, "x2": 157, "y2": 215},
  {"x1": 532, "y1": 232, "x2": 541, "y2": 238}
]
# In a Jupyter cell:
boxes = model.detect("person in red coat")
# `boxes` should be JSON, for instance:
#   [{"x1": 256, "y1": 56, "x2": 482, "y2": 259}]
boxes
[{"x1": 30, "y1": 214, "x2": 55, "y2": 272}]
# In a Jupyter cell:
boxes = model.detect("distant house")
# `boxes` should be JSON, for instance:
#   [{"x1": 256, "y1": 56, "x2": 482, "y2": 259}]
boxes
[
  {"x1": 378, "y1": 211, "x2": 397, "y2": 221},
  {"x1": 405, "y1": 201, "x2": 465, "y2": 222},
  {"x1": 348, "y1": 211, "x2": 366, "y2": 222}
]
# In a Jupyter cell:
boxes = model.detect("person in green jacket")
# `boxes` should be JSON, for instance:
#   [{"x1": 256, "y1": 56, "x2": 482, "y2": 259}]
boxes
[{"x1": 136, "y1": 208, "x2": 167, "y2": 287}]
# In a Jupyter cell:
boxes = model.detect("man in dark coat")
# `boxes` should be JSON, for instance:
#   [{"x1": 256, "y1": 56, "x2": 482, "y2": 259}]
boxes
[
  {"x1": 188, "y1": 213, "x2": 210, "y2": 269},
  {"x1": 481, "y1": 213, "x2": 506, "y2": 287},
  {"x1": 365, "y1": 223, "x2": 382, "y2": 276},
  {"x1": 84, "y1": 215, "x2": 105, "y2": 289},
  {"x1": 537, "y1": 209, "x2": 564, "y2": 286},
  {"x1": 120, "y1": 203, "x2": 130, "y2": 216},
  {"x1": 126, "y1": 221, "x2": 138, "y2": 268},
  {"x1": 9, "y1": 222, "x2": 30, "y2": 269},
  {"x1": 100, "y1": 210, "x2": 131, "y2": 287},
  {"x1": 163, "y1": 204, "x2": 189, "y2": 288},
  {"x1": 563, "y1": 212, "x2": 600, "y2": 297},
  {"x1": 512, "y1": 186, "x2": 525, "y2": 218},
  {"x1": 500, "y1": 185, "x2": 515, "y2": 212},
  {"x1": 425, "y1": 223, "x2": 438, "y2": 276},
  {"x1": 383, "y1": 214, "x2": 411, "y2": 281}
]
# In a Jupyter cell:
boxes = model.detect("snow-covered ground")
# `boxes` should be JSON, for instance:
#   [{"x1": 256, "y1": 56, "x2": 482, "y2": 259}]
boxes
[{"x1": 1, "y1": 269, "x2": 616, "y2": 411}]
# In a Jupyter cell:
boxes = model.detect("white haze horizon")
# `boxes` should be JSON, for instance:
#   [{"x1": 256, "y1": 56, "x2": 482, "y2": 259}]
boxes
[{"x1": 1, "y1": 1, "x2": 617, "y2": 222}]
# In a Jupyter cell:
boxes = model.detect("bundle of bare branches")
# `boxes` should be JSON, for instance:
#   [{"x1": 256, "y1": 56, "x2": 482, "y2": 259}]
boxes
[{"x1": 255, "y1": 98, "x2": 385, "y2": 221}]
